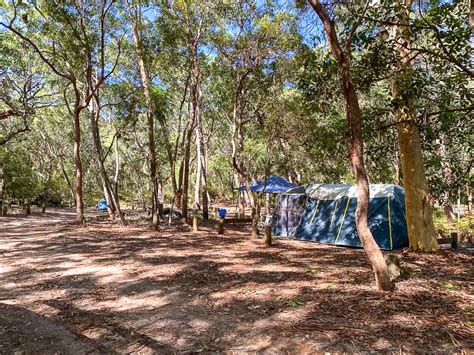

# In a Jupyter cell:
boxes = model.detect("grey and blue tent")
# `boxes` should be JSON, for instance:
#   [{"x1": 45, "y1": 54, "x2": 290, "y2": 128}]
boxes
[
  {"x1": 272, "y1": 183, "x2": 408, "y2": 250},
  {"x1": 271, "y1": 185, "x2": 307, "y2": 237}
]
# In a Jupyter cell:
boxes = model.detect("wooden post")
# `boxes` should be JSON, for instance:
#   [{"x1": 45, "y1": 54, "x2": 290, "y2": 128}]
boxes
[
  {"x1": 192, "y1": 210, "x2": 198, "y2": 232},
  {"x1": 451, "y1": 232, "x2": 458, "y2": 249},
  {"x1": 1, "y1": 203, "x2": 7, "y2": 216},
  {"x1": 25, "y1": 199, "x2": 31, "y2": 215},
  {"x1": 264, "y1": 224, "x2": 272, "y2": 246},
  {"x1": 218, "y1": 217, "x2": 225, "y2": 235}
]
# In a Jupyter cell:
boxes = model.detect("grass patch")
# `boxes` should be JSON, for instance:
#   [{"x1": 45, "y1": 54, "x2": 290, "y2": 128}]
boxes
[
  {"x1": 282, "y1": 297, "x2": 304, "y2": 308},
  {"x1": 443, "y1": 282, "x2": 456, "y2": 291}
]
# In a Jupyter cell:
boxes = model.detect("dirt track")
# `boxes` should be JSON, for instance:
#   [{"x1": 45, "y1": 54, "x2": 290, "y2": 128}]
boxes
[{"x1": 0, "y1": 209, "x2": 472, "y2": 353}]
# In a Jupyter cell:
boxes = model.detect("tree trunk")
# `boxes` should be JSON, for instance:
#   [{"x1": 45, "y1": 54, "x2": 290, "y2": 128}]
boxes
[
  {"x1": 390, "y1": 0, "x2": 439, "y2": 251},
  {"x1": 59, "y1": 157, "x2": 76, "y2": 206},
  {"x1": 113, "y1": 132, "x2": 120, "y2": 204},
  {"x1": 196, "y1": 117, "x2": 209, "y2": 220},
  {"x1": 181, "y1": 111, "x2": 195, "y2": 221},
  {"x1": 308, "y1": 0, "x2": 393, "y2": 291},
  {"x1": 467, "y1": 182, "x2": 472, "y2": 212},
  {"x1": 231, "y1": 78, "x2": 255, "y2": 214},
  {"x1": 175, "y1": 157, "x2": 184, "y2": 211},
  {"x1": 396, "y1": 121, "x2": 440, "y2": 251},
  {"x1": 0, "y1": 168, "x2": 4, "y2": 216},
  {"x1": 251, "y1": 207, "x2": 258, "y2": 238},
  {"x1": 72, "y1": 109, "x2": 84, "y2": 223},
  {"x1": 158, "y1": 119, "x2": 178, "y2": 204},
  {"x1": 129, "y1": 5, "x2": 160, "y2": 231},
  {"x1": 194, "y1": 129, "x2": 202, "y2": 212},
  {"x1": 90, "y1": 107, "x2": 116, "y2": 219},
  {"x1": 112, "y1": 132, "x2": 126, "y2": 222}
]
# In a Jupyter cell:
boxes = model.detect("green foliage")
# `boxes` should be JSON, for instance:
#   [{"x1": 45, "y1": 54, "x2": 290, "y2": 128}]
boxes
[
  {"x1": 432, "y1": 207, "x2": 474, "y2": 236},
  {"x1": 282, "y1": 297, "x2": 304, "y2": 308},
  {"x1": 0, "y1": 0, "x2": 471, "y2": 214},
  {"x1": 0, "y1": 145, "x2": 40, "y2": 201}
]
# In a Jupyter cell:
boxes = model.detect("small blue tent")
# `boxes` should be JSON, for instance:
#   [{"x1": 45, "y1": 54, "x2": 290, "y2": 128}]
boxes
[
  {"x1": 272, "y1": 183, "x2": 408, "y2": 250},
  {"x1": 238, "y1": 176, "x2": 296, "y2": 194},
  {"x1": 97, "y1": 198, "x2": 108, "y2": 212}
]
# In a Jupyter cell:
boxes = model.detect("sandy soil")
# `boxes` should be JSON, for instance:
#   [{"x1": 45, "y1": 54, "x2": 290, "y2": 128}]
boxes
[{"x1": 0, "y1": 208, "x2": 472, "y2": 353}]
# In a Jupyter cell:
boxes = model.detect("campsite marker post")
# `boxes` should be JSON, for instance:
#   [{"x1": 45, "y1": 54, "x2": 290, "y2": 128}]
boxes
[
  {"x1": 217, "y1": 208, "x2": 226, "y2": 235},
  {"x1": 264, "y1": 223, "x2": 272, "y2": 246},
  {"x1": 25, "y1": 199, "x2": 31, "y2": 215},
  {"x1": 192, "y1": 209, "x2": 198, "y2": 232}
]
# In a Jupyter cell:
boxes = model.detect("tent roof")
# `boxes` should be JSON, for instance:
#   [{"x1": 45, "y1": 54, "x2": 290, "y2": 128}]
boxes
[
  {"x1": 282, "y1": 185, "x2": 306, "y2": 194},
  {"x1": 239, "y1": 176, "x2": 296, "y2": 194},
  {"x1": 305, "y1": 183, "x2": 404, "y2": 200}
]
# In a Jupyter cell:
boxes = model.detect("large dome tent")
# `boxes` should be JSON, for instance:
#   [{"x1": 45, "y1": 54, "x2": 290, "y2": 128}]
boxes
[{"x1": 272, "y1": 183, "x2": 408, "y2": 250}]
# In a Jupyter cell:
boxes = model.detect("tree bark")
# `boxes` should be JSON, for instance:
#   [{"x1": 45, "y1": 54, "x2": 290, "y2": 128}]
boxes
[
  {"x1": 0, "y1": 173, "x2": 5, "y2": 216},
  {"x1": 231, "y1": 104, "x2": 255, "y2": 212},
  {"x1": 196, "y1": 106, "x2": 209, "y2": 220},
  {"x1": 113, "y1": 131, "x2": 123, "y2": 215},
  {"x1": 467, "y1": 182, "x2": 472, "y2": 212},
  {"x1": 89, "y1": 105, "x2": 126, "y2": 224},
  {"x1": 129, "y1": 5, "x2": 160, "y2": 230},
  {"x1": 308, "y1": 0, "x2": 393, "y2": 291},
  {"x1": 181, "y1": 111, "x2": 195, "y2": 221},
  {"x1": 72, "y1": 109, "x2": 84, "y2": 223},
  {"x1": 58, "y1": 157, "x2": 76, "y2": 206},
  {"x1": 390, "y1": 0, "x2": 439, "y2": 251},
  {"x1": 193, "y1": 97, "x2": 210, "y2": 220},
  {"x1": 194, "y1": 128, "x2": 202, "y2": 212},
  {"x1": 396, "y1": 119, "x2": 440, "y2": 250}
]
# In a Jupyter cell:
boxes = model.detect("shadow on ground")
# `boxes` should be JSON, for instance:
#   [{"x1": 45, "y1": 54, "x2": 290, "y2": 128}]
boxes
[{"x1": 0, "y1": 208, "x2": 472, "y2": 353}]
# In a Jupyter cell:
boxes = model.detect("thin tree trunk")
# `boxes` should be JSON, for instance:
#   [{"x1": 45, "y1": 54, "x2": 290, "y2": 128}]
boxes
[
  {"x1": 89, "y1": 104, "x2": 126, "y2": 224},
  {"x1": 181, "y1": 106, "x2": 196, "y2": 221},
  {"x1": 112, "y1": 131, "x2": 125, "y2": 219},
  {"x1": 102, "y1": 182, "x2": 115, "y2": 218},
  {"x1": 390, "y1": 0, "x2": 439, "y2": 251},
  {"x1": 194, "y1": 131, "x2": 202, "y2": 211},
  {"x1": 72, "y1": 109, "x2": 84, "y2": 223},
  {"x1": 158, "y1": 120, "x2": 177, "y2": 203},
  {"x1": 467, "y1": 182, "x2": 472, "y2": 212},
  {"x1": 231, "y1": 103, "x2": 255, "y2": 212},
  {"x1": 129, "y1": 5, "x2": 160, "y2": 230},
  {"x1": 196, "y1": 103, "x2": 209, "y2": 220},
  {"x1": 59, "y1": 157, "x2": 76, "y2": 206},
  {"x1": 308, "y1": 0, "x2": 393, "y2": 291},
  {"x1": 90, "y1": 108, "x2": 115, "y2": 219},
  {"x1": 393, "y1": 147, "x2": 400, "y2": 185},
  {"x1": 0, "y1": 170, "x2": 5, "y2": 216}
]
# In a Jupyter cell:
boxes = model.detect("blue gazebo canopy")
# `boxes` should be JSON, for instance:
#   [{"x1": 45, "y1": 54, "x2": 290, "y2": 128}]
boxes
[{"x1": 238, "y1": 176, "x2": 296, "y2": 194}]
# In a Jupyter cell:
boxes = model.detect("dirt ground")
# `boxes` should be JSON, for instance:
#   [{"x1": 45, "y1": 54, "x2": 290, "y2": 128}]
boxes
[{"x1": 0, "y1": 208, "x2": 472, "y2": 353}]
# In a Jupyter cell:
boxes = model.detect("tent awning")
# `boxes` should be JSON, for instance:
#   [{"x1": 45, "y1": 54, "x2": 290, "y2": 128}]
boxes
[{"x1": 238, "y1": 176, "x2": 296, "y2": 194}]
